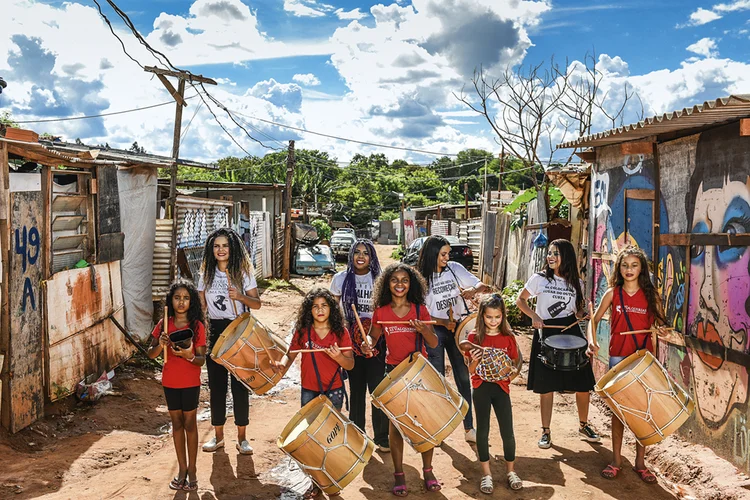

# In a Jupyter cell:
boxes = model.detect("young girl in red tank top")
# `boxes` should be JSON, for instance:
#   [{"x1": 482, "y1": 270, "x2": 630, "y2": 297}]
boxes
[{"x1": 586, "y1": 246, "x2": 668, "y2": 485}]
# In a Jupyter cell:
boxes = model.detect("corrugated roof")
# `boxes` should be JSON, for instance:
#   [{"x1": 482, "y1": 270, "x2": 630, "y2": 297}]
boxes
[{"x1": 557, "y1": 94, "x2": 750, "y2": 149}]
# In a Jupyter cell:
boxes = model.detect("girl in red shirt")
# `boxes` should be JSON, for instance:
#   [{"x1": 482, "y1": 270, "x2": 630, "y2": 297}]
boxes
[
  {"x1": 273, "y1": 287, "x2": 354, "y2": 498},
  {"x1": 587, "y1": 246, "x2": 668, "y2": 484},
  {"x1": 367, "y1": 263, "x2": 440, "y2": 496},
  {"x1": 147, "y1": 281, "x2": 207, "y2": 492},
  {"x1": 459, "y1": 294, "x2": 523, "y2": 494}
]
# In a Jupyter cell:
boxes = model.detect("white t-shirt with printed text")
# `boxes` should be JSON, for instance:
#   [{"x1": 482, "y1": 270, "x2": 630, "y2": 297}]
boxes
[
  {"x1": 425, "y1": 261, "x2": 481, "y2": 319},
  {"x1": 198, "y1": 269, "x2": 257, "y2": 320},
  {"x1": 330, "y1": 271, "x2": 375, "y2": 319},
  {"x1": 523, "y1": 273, "x2": 580, "y2": 320}
]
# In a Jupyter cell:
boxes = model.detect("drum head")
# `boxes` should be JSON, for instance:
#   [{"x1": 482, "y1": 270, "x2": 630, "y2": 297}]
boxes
[
  {"x1": 454, "y1": 312, "x2": 478, "y2": 346},
  {"x1": 544, "y1": 334, "x2": 587, "y2": 349}
]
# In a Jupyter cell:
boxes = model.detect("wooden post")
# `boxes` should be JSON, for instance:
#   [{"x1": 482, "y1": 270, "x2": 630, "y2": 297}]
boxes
[
  {"x1": 144, "y1": 66, "x2": 217, "y2": 282},
  {"x1": 652, "y1": 143, "x2": 661, "y2": 263},
  {"x1": 464, "y1": 183, "x2": 468, "y2": 220},
  {"x1": 0, "y1": 140, "x2": 9, "y2": 429},
  {"x1": 499, "y1": 146, "x2": 505, "y2": 192},
  {"x1": 400, "y1": 195, "x2": 406, "y2": 251},
  {"x1": 282, "y1": 140, "x2": 295, "y2": 281}
]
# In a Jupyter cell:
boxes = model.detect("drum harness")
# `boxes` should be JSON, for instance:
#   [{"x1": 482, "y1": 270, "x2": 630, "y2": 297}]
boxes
[
  {"x1": 618, "y1": 287, "x2": 650, "y2": 352},
  {"x1": 445, "y1": 265, "x2": 473, "y2": 330},
  {"x1": 307, "y1": 327, "x2": 350, "y2": 411}
]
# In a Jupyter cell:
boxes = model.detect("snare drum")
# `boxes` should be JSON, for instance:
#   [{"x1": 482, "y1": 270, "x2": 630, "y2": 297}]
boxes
[
  {"x1": 278, "y1": 395, "x2": 375, "y2": 495},
  {"x1": 372, "y1": 354, "x2": 468, "y2": 453},
  {"x1": 595, "y1": 350, "x2": 694, "y2": 446},
  {"x1": 539, "y1": 334, "x2": 589, "y2": 371},
  {"x1": 211, "y1": 312, "x2": 288, "y2": 395}
]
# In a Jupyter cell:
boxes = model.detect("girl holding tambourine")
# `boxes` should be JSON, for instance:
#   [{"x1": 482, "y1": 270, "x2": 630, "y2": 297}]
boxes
[{"x1": 516, "y1": 238, "x2": 600, "y2": 450}]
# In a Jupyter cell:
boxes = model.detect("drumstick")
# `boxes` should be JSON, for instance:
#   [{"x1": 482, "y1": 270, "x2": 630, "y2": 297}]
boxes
[
  {"x1": 541, "y1": 324, "x2": 567, "y2": 329},
  {"x1": 256, "y1": 327, "x2": 275, "y2": 360},
  {"x1": 620, "y1": 327, "x2": 675, "y2": 335},
  {"x1": 163, "y1": 306, "x2": 168, "y2": 363},
  {"x1": 289, "y1": 347, "x2": 354, "y2": 354},
  {"x1": 561, "y1": 315, "x2": 590, "y2": 332},
  {"x1": 351, "y1": 304, "x2": 371, "y2": 348},
  {"x1": 229, "y1": 280, "x2": 239, "y2": 317},
  {"x1": 377, "y1": 320, "x2": 438, "y2": 325}
]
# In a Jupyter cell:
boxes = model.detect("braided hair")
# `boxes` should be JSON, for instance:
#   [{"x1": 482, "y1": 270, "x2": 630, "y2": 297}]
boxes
[
  {"x1": 200, "y1": 228, "x2": 254, "y2": 291},
  {"x1": 341, "y1": 239, "x2": 381, "y2": 327}
]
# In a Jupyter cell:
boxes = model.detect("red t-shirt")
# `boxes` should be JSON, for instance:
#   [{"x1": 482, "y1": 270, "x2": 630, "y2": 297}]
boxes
[
  {"x1": 609, "y1": 287, "x2": 654, "y2": 357},
  {"x1": 372, "y1": 304, "x2": 431, "y2": 366},
  {"x1": 290, "y1": 327, "x2": 352, "y2": 392},
  {"x1": 465, "y1": 330, "x2": 518, "y2": 393},
  {"x1": 151, "y1": 318, "x2": 206, "y2": 389}
]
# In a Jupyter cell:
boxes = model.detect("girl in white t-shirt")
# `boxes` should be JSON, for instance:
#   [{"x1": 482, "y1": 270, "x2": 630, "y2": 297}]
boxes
[
  {"x1": 329, "y1": 239, "x2": 390, "y2": 452},
  {"x1": 197, "y1": 228, "x2": 261, "y2": 456},
  {"x1": 417, "y1": 235, "x2": 489, "y2": 443},
  {"x1": 516, "y1": 238, "x2": 599, "y2": 450}
]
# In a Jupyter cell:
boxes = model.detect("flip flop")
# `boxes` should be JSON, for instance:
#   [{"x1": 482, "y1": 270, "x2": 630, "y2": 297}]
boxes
[
  {"x1": 601, "y1": 464, "x2": 621, "y2": 479},
  {"x1": 633, "y1": 468, "x2": 657, "y2": 484},
  {"x1": 169, "y1": 477, "x2": 186, "y2": 490},
  {"x1": 183, "y1": 480, "x2": 198, "y2": 492}
]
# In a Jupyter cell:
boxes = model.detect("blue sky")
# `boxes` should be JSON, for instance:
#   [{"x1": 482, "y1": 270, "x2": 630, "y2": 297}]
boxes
[{"x1": 1, "y1": 0, "x2": 748, "y2": 163}]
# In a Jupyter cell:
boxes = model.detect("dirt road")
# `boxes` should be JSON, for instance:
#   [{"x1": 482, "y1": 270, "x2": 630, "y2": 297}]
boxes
[{"x1": 0, "y1": 245, "x2": 743, "y2": 499}]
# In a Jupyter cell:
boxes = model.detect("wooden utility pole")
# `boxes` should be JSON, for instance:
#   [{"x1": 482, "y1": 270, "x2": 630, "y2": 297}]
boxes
[
  {"x1": 399, "y1": 195, "x2": 406, "y2": 251},
  {"x1": 499, "y1": 146, "x2": 505, "y2": 192},
  {"x1": 282, "y1": 140, "x2": 295, "y2": 281},
  {"x1": 464, "y1": 182, "x2": 469, "y2": 220},
  {"x1": 144, "y1": 66, "x2": 217, "y2": 282}
]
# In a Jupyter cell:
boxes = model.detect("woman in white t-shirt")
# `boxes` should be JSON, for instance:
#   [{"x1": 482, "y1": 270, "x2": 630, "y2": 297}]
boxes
[
  {"x1": 417, "y1": 235, "x2": 489, "y2": 443},
  {"x1": 329, "y1": 239, "x2": 390, "y2": 452},
  {"x1": 197, "y1": 228, "x2": 261, "y2": 456},
  {"x1": 516, "y1": 238, "x2": 599, "y2": 450}
]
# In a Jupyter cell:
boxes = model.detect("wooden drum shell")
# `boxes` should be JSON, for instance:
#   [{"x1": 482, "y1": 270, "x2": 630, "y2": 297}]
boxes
[
  {"x1": 210, "y1": 312, "x2": 288, "y2": 395},
  {"x1": 595, "y1": 350, "x2": 694, "y2": 446},
  {"x1": 372, "y1": 354, "x2": 469, "y2": 453},
  {"x1": 277, "y1": 395, "x2": 375, "y2": 494}
]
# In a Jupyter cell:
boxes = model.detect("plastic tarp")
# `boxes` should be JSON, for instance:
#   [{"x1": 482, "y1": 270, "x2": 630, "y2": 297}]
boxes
[{"x1": 117, "y1": 167, "x2": 157, "y2": 340}]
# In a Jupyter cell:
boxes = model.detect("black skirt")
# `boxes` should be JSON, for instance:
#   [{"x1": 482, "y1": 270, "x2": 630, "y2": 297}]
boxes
[{"x1": 526, "y1": 314, "x2": 596, "y2": 394}]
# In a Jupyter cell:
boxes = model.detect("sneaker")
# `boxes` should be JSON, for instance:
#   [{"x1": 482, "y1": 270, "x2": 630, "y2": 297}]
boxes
[
  {"x1": 579, "y1": 422, "x2": 601, "y2": 443},
  {"x1": 376, "y1": 445, "x2": 391, "y2": 453},
  {"x1": 202, "y1": 437, "x2": 224, "y2": 452},
  {"x1": 236, "y1": 440, "x2": 254, "y2": 455},
  {"x1": 538, "y1": 430, "x2": 551, "y2": 449},
  {"x1": 465, "y1": 429, "x2": 477, "y2": 443}
]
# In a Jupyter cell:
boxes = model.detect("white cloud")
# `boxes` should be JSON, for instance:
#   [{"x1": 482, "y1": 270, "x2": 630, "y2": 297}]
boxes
[
  {"x1": 686, "y1": 37, "x2": 719, "y2": 57},
  {"x1": 681, "y1": 1, "x2": 750, "y2": 27},
  {"x1": 293, "y1": 73, "x2": 321, "y2": 86},
  {"x1": 714, "y1": 0, "x2": 750, "y2": 12},
  {"x1": 284, "y1": 0, "x2": 329, "y2": 18},
  {"x1": 335, "y1": 8, "x2": 367, "y2": 20},
  {"x1": 685, "y1": 7, "x2": 722, "y2": 26}
]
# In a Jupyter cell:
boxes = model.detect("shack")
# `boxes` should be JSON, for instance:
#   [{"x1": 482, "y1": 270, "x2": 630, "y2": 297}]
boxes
[
  {"x1": 0, "y1": 131, "x2": 215, "y2": 432},
  {"x1": 557, "y1": 95, "x2": 750, "y2": 473}
]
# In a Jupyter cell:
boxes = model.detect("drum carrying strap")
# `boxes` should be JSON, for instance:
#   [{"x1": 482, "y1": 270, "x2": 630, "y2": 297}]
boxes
[
  {"x1": 446, "y1": 265, "x2": 472, "y2": 327},
  {"x1": 307, "y1": 327, "x2": 349, "y2": 411},
  {"x1": 618, "y1": 287, "x2": 649, "y2": 351}
]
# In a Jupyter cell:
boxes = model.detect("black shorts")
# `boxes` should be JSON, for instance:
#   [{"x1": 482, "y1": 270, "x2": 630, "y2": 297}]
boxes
[{"x1": 163, "y1": 386, "x2": 200, "y2": 412}]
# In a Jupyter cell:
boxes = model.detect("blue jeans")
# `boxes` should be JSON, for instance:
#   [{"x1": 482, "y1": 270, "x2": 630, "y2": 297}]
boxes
[
  {"x1": 301, "y1": 387, "x2": 345, "y2": 410},
  {"x1": 426, "y1": 325, "x2": 474, "y2": 430},
  {"x1": 609, "y1": 355, "x2": 627, "y2": 369}
]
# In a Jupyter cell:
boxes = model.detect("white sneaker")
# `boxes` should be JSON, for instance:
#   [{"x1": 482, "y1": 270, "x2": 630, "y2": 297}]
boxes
[
  {"x1": 376, "y1": 445, "x2": 391, "y2": 453},
  {"x1": 236, "y1": 440, "x2": 253, "y2": 455},
  {"x1": 465, "y1": 429, "x2": 477, "y2": 443},
  {"x1": 202, "y1": 437, "x2": 224, "y2": 452}
]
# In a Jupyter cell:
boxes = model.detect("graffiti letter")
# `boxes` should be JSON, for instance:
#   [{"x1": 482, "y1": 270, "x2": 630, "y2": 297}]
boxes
[
  {"x1": 14, "y1": 226, "x2": 27, "y2": 272},
  {"x1": 22, "y1": 277, "x2": 35, "y2": 312}
]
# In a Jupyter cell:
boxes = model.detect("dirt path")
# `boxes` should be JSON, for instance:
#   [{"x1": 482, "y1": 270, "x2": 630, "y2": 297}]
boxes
[{"x1": 0, "y1": 245, "x2": 744, "y2": 499}]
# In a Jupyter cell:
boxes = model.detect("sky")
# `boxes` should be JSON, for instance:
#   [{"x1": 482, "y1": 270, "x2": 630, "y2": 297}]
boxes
[{"x1": 0, "y1": 0, "x2": 748, "y2": 164}]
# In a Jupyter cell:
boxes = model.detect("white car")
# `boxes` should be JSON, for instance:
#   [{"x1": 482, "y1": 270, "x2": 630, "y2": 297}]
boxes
[{"x1": 330, "y1": 231, "x2": 357, "y2": 258}]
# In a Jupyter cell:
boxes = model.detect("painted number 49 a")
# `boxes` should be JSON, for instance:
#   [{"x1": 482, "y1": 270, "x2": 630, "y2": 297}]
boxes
[{"x1": 15, "y1": 225, "x2": 40, "y2": 312}]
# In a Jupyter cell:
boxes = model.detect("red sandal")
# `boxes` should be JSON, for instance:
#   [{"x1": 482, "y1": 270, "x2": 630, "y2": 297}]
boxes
[
  {"x1": 422, "y1": 467, "x2": 441, "y2": 492},
  {"x1": 392, "y1": 472, "x2": 408, "y2": 497},
  {"x1": 633, "y1": 468, "x2": 657, "y2": 484},
  {"x1": 600, "y1": 464, "x2": 620, "y2": 479}
]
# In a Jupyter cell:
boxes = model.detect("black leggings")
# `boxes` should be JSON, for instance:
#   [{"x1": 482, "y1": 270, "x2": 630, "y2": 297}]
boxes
[
  {"x1": 207, "y1": 319, "x2": 250, "y2": 427},
  {"x1": 473, "y1": 381, "x2": 515, "y2": 463},
  {"x1": 347, "y1": 352, "x2": 389, "y2": 448}
]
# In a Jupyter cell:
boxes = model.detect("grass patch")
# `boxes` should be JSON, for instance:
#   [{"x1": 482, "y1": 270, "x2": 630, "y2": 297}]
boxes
[{"x1": 257, "y1": 278, "x2": 304, "y2": 294}]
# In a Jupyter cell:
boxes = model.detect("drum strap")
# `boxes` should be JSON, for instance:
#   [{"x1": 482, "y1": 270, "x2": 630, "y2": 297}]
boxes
[
  {"x1": 307, "y1": 327, "x2": 349, "y2": 411},
  {"x1": 446, "y1": 265, "x2": 472, "y2": 323},
  {"x1": 618, "y1": 287, "x2": 649, "y2": 351}
]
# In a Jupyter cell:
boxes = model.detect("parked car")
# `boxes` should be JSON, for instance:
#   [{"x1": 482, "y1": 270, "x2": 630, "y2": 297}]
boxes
[
  {"x1": 294, "y1": 244, "x2": 335, "y2": 276},
  {"x1": 401, "y1": 235, "x2": 475, "y2": 271},
  {"x1": 330, "y1": 231, "x2": 357, "y2": 258}
]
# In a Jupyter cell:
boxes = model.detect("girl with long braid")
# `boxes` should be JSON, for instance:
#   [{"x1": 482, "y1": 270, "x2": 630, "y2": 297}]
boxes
[
  {"x1": 329, "y1": 239, "x2": 390, "y2": 452},
  {"x1": 198, "y1": 228, "x2": 262, "y2": 455}
]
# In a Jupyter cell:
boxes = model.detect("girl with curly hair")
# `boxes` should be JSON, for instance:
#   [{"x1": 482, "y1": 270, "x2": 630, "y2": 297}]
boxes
[
  {"x1": 329, "y1": 239, "x2": 389, "y2": 452},
  {"x1": 587, "y1": 246, "x2": 668, "y2": 484},
  {"x1": 198, "y1": 228, "x2": 261, "y2": 455},
  {"x1": 366, "y1": 263, "x2": 441, "y2": 496},
  {"x1": 147, "y1": 281, "x2": 207, "y2": 492},
  {"x1": 516, "y1": 238, "x2": 599, "y2": 450}
]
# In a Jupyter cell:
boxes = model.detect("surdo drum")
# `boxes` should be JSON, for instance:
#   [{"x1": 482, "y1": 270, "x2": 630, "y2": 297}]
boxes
[
  {"x1": 372, "y1": 353, "x2": 468, "y2": 453},
  {"x1": 595, "y1": 350, "x2": 694, "y2": 446},
  {"x1": 278, "y1": 395, "x2": 375, "y2": 495},
  {"x1": 210, "y1": 312, "x2": 288, "y2": 395}
]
